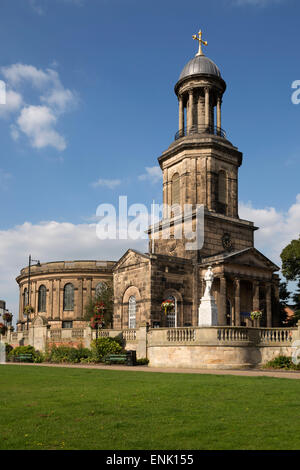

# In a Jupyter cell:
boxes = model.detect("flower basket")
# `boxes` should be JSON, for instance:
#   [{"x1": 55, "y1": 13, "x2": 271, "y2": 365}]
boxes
[
  {"x1": 90, "y1": 314, "x2": 105, "y2": 330},
  {"x1": 161, "y1": 299, "x2": 175, "y2": 315},
  {"x1": 0, "y1": 323, "x2": 7, "y2": 335},
  {"x1": 94, "y1": 302, "x2": 105, "y2": 315},
  {"x1": 24, "y1": 305, "x2": 35, "y2": 315},
  {"x1": 3, "y1": 312, "x2": 12, "y2": 323},
  {"x1": 250, "y1": 310, "x2": 263, "y2": 321}
]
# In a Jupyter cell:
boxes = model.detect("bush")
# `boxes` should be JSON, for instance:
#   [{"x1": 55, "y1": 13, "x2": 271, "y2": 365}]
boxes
[
  {"x1": 8, "y1": 345, "x2": 39, "y2": 363},
  {"x1": 44, "y1": 345, "x2": 91, "y2": 364},
  {"x1": 91, "y1": 337, "x2": 123, "y2": 362},
  {"x1": 5, "y1": 344, "x2": 13, "y2": 355},
  {"x1": 265, "y1": 355, "x2": 300, "y2": 370},
  {"x1": 136, "y1": 358, "x2": 149, "y2": 366}
]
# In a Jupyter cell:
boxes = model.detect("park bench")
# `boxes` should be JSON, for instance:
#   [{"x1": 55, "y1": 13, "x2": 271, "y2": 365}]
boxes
[
  {"x1": 14, "y1": 354, "x2": 33, "y2": 363},
  {"x1": 103, "y1": 351, "x2": 136, "y2": 366}
]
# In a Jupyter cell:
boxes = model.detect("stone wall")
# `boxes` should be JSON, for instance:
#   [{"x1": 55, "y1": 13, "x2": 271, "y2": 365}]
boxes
[{"x1": 2, "y1": 322, "x2": 299, "y2": 370}]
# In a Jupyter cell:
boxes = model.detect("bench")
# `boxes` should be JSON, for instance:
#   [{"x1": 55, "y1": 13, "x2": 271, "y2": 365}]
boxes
[
  {"x1": 14, "y1": 354, "x2": 33, "y2": 363},
  {"x1": 104, "y1": 354, "x2": 128, "y2": 365}
]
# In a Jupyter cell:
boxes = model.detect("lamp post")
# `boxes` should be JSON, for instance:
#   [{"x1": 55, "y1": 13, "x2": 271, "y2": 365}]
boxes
[{"x1": 26, "y1": 254, "x2": 41, "y2": 330}]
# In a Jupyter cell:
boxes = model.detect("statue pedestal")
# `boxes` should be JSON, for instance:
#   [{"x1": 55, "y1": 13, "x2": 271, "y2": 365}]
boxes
[{"x1": 198, "y1": 295, "x2": 218, "y2": 327}]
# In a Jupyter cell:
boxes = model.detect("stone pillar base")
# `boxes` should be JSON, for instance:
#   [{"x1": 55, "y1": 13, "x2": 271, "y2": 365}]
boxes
[{"x1": 198, "y1": 296, "x2": 218, "y2": 327}]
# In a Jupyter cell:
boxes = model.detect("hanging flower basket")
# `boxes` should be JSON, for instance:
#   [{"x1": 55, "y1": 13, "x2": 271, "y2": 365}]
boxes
[
  {"x1": 90, "y1": 314, "x2": 105, "y2": 329},
  {"x1": 250, "y1": 310, "x2": 263, "y2": 321},
  {"x1": 161, "y1": 299, "x2": 175, "y2": 315},
  {"x1": 94, "y1": 302, "x2": 105, "y2": 315},
  {"x1": 3, "y1": 312, "x2": 12, "y2": 323},
  {"x1": 24, "y1": 305, "x2": 35, "y2": 315},
  {"x1": 0, "y1": 323, "x2": 7, "y2": 335}
]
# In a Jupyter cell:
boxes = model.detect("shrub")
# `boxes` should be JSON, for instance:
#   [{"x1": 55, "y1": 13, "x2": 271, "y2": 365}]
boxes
[
  {"x1": 8, "y1": 345, "x2": 38, "y2": 362},
  {"x1": 265, "y1": 355, "x2": 300, "y2": 370},
  {"x1": 136, "y1": 358, "x2": 149, "y2": 366},
  {"x1": 5, "y1": 344, "x2": 13, "y2": 355},
  {"x1": 44, "y1": 345, "x2": 91, "y2": 364},
  {"x1": 91, "y1": 337, "x2": 123, "y2": 362}
]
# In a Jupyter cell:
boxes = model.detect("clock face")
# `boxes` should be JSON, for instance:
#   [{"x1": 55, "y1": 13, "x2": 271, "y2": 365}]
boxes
[{"x1": 222, "y1": 233, "x2": 232, "y2": 250}]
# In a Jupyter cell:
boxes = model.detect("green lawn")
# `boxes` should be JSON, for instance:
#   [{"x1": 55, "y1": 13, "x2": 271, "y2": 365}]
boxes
[{"x1": 0, "y1": 365, "x2": 299, "y2": 450}]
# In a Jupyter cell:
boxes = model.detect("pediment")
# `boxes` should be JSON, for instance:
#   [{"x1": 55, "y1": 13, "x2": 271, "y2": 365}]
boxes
[
  {"x1": 114, "y1": 249, "x2": 150, "y2": 271},
  {"x1": 226, "y1": 248, "x2": 279, "y2": 272}
]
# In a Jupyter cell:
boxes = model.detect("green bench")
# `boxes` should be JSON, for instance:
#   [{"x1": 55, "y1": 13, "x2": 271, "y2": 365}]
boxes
[
  {"x1": 14, "y1": 354, "x2": 33, "y2": 363},
  {"x1": 104, "y1": 354, "x2": 128, "y2": 365}
]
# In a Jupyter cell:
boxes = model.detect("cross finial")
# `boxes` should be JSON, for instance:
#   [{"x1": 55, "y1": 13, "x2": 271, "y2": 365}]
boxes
[{"x1": 192, "y1": 30, "x2": 208, "y2": 57}]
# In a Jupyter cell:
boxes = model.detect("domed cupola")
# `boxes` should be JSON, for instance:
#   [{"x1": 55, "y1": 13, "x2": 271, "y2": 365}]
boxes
[{"x1": 174, "y1": 30, "x2": 227, "y2": 140}]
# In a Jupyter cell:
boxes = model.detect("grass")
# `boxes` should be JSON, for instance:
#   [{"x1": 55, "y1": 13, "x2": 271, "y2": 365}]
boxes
[{"x1": 0, "y1": 364, "x2": 300, "y2": 450}]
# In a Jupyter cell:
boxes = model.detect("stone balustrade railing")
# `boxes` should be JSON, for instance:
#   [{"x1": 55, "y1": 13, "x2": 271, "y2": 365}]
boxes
[
  {"x1": 217, "y1": 327, "x2": 249, "y2": 342},
  {"x1": 167, "y1": 328, "x2": 195, "y2": 342},
  {"x1": 259, "y1": 328, "x2": 293, "y2": 344},
  {"x1": 123, "y1": 329, "x2": 137, "y2": 341}
]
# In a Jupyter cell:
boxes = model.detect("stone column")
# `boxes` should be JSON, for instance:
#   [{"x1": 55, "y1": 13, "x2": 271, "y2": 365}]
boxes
[
  {"x1": 253, "y1": 281, "x2": 260, "y2": 311},
  {"x1": 77, "y1": 278, "x2": 83, "y2": 319},
  {"x1": 273, "y1": 280, "x2": 280, "y2": 326},
  {"x1": 19, "y1": 287, "x2": 23, "y2": 322},
  {"x1": 187, "y1": 89, "x2": 194, "y2": 132},
  {"x1": 217, "y1": 96, "x2": 222, "y2": 132},
  {"x1": 234, "y1": 278, "x2": 241, "y2": 326},
  {"x1": 197, "y1": 92, "x2": 205, "y2": 130},
  {"x1": 56, "y1": 279, "x2": 61, "y2": 320},
  {"x1": 219, "y1": 276, "x2": 227, "y2": 325},
  {"x1": 49, "y1": 279, "x2": 54, "y2": 319},
  {"x1": 204, "y1": 87, "x2": 210, "y2": 129},
  {"x1": 266, "y1": 283, "x2": 272, "y2": 327},
  {"x1": 178, "y1": 95, "x2": 184, "y2": 137}
]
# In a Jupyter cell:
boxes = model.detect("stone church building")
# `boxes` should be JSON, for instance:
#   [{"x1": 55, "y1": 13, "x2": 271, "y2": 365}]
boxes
[{"x1": 16, "y1": 36, "x2": 280, "y2": 332}]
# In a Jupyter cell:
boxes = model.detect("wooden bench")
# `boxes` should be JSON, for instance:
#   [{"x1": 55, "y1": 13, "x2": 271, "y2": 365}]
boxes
[{"x1": 14, "y1": 354, "x2": 33, "y2": 363}]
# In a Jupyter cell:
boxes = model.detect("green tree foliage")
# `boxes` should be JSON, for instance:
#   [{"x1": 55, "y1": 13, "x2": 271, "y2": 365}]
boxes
[
  {"x1": 91, "y1": 337, "x2": 123, "y2": 362},
  {"x1": 279, "y1": 281, "x2": 291, "y2": 325},
  {"x1": 84, "y1": 281, "x2": 114, "y2": 328},
  {"x1": 280, "y1": 236, "x2": 300, "y2": 281}
]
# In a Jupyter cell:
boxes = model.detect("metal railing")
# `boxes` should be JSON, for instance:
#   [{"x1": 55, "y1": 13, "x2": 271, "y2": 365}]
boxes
[{"x1": 175, "y1": 125, "x2": 226, "y2": 140}]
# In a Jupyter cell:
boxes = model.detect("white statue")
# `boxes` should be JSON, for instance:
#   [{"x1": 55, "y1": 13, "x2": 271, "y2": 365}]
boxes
[
  {"x1": 203, "y1": 266, "x2": 214, "y2": 298},
  {"x1": 198, "y1": 266, "x2": 218, "y2": 326}
]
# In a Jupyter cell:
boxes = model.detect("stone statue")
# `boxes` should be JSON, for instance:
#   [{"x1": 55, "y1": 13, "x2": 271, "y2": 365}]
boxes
[
  {"x1": 203, "y1": 266, "x2": 214, "y2": 298},
  {"x1": 198, "y1": 266, "x2": 218, "y2": 326}
]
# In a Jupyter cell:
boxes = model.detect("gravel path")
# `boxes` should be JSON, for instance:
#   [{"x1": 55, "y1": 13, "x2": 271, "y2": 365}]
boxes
[{"x1": 4, "y1": 362, "x2": 300, "y2": 380}]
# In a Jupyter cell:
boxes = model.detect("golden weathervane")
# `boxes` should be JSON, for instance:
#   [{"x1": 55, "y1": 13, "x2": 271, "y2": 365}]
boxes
[{"x1": 192, "y1": 30, "x2": 208, "y2": 56}]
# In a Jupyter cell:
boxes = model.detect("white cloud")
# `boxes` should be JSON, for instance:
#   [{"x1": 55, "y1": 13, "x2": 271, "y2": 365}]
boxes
[
  {"x1": 17, "y1": 105, "x2": 66, "y2": 151},
  {"x1": 138, "y1": 166, "x2": 162, "y2": 184},
  {"x1": 28, "y1": 0, "x2": 85, "y2": 15},
  {"x1": 0, "y1": 89, "x2": 23, "y2": 118},
  {"x1": 92, "y1": 178, "x2": 121, "y2": 190},
  {"x1": 0, "y1": 63, "x2": 78, "y2": 151},
  {"x1": 239, "y1": 194, "x2": 300, "y2": 266},
  {"x1": 0, "y1": 220, "x2": 147, "y2": 318}
]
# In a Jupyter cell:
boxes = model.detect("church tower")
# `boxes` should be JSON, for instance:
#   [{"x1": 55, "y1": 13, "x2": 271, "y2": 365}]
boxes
[{"x1": 151, "y1": 30, "x2": 255, "y2": 260}]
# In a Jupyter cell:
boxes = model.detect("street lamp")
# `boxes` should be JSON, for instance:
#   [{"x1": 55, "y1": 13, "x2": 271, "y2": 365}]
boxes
[{"x1": 26, "y1": 254, "x2": 41, "y2": 330}]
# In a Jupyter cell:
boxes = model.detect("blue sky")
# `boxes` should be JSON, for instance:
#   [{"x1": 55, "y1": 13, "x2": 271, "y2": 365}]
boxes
[{"x1": 0, "y1": 0, "x2": 300, "y2": 315}]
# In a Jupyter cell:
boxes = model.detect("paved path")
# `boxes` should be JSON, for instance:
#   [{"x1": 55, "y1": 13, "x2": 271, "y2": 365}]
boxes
[{"x1": 4, "y1": 362, "x2": 300, "y2": 380}]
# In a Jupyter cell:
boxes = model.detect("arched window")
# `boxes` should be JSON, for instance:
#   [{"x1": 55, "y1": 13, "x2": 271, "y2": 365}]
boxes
[
  {"x1": 218, "y1": 170, "x2": 227, "y2": 204},
  {"x1": 128, "y1": 296, "x2": 136, "y2": 329},
  {"x1": 38, "y1": 285, "x2": 47, "y2": 312},
  {"x1": 23, "y1": 288, "x2": 28, "y2": 308},
  {"x1": 95, "y1": 282, "x2": 106, "y2": 298},
  {"x1": 166, "y1": 295, "x2": 177, "y2": 328},
  {"x1": 63, "y1": 283, "x2": 74, "y2": 311},
  {"x1": 171, "y1": 173, "x2": 180, "y2": 206}
]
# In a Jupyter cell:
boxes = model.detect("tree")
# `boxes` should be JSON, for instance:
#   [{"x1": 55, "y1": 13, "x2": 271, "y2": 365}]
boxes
[
  {"x1": 291, "y1": 279, "x2": 300, "y2": 325},
  {"x1": 278, "y1": 281, "x2": 291, "y2": 325},
  {"x1": 84, "y1": 281, "x2": 114, "y2": 328},
  {"x1": 280, "y1": 236, "x2": 300, "y2": 281}
]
